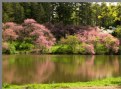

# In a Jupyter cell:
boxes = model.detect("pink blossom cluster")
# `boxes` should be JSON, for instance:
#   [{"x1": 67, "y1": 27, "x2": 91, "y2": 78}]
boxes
[
  {"x1": 84, "y1": 44, "x2": 95, "y2": 54},
  {"x1": 77, "y1": 26, "x2": 120, "y2": 54},
  {"x1": 23, "y1": 19, "x2": 56, "y2": 48},
  {"x1": 24, "y1": 19, "x2": 36, "y2": 24},
  {"x1": 2, "y1": 22, "x2": 19, "y2": 41},
  {"x1": 3, "y1": 29, "x2": 18, "y2": 41},
  {"x1": 2, "y1": 19, "x2": 56, "y2": 49}
]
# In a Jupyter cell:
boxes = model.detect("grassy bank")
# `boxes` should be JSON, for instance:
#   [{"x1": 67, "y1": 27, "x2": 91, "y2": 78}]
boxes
[{"x1": 3, "y1": 77, "x2": 121, "y2": 89}]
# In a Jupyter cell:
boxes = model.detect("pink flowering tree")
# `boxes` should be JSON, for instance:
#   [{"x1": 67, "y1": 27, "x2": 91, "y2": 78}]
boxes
[
  {"x1": 77, "y1": 26, "x2": 120, "y2": 54},
  {"x1": 2, "y1": 19, "x2": 56, "y2": 53},
  {"x1": 58, "y1": 26, "x2": 120, "y2": 54},
  {"x1": 22, "y1": 19, "x2": 56, "y2": 51},
  {"x1": 2, "y1": 22, "x2": 19, "y2": 42}
]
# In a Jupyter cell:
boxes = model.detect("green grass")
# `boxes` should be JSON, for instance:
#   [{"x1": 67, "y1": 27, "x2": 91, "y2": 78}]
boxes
[{"x1": 2, "y1": 77, "x2": 121, "y2": 89}]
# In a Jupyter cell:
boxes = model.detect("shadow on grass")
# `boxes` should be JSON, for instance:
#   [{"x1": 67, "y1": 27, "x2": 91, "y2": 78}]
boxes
[{"x1": 111, "y1": 81, "x2": 121, "y2": 87}]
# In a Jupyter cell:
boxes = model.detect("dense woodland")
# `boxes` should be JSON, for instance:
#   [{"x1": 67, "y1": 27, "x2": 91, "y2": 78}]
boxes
[
  {"x1": 2, "y1": 2, "x2": 121, "y2": 26},
  {"x1": 2, "y1": 2, "x2": 121, "y2": 54}
]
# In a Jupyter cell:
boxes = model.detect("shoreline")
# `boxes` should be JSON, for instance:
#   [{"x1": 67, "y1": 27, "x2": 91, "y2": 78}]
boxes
[{"x1": 3, "y1": 77, "x2": 121, "y2": 89}]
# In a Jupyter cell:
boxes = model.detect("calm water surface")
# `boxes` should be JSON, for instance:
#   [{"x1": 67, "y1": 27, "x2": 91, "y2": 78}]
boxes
[{"x1": 2, "y1": 55, "x2": 121, "y2": 84}]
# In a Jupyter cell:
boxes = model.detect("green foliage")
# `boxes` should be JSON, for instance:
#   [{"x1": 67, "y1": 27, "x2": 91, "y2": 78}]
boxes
[
  {"x1": 2, "y1": 83, "x2": 11, "y2": 88},
  {"x1": 2, "y1": 2, "x2": 121, "y2": 54},
  {"x1": 76, "y1": 44, "x2": 87, "y2": 54},
  {"x1": 113, "y1": 26, "x2": 121, "y2": 38},
  {"x1": 51, "y1": 45, "x2": 72, "y2": 54},
  {"x1": 2, "y1": 2, "x2": 121, "y2": 27},
  {"x1": 119, "y1": 46, "x2": 121, "y2": 54},
  {"x1": 2, "y1": 77, "x2": 121, "y2": 89},
  {"x1": 13, "y1": 3, "x2": 25, "y2": 23},
  {"x1": 95, "y1": 43, "x2": 108, "y2": 54},
  {"x1": 2, "y1": 42, "x2": 17, "y2": 54},
  {"x1": 55, "y1": 3, "x2": 74, "y2": 24},
  {"x1": 51, "y1": 36, "x2": 88, "y2": 54},
  {"x1": 2, "y1": 41, "x2": 34, "y2": 54},
  {"x1": 9, "y1": 43, "x2": 16, "y2": 54},
  {"x1": 17, "y1": 41, "x2": 34, "y2": 50},
  {"x1": 30, "y1": 3, "x2": 45, "y2": 23},
  {"x1": 60, "y1": 35, "x2": 80, "y2": 45},
  {"x1": 51, "y1": 32, "x2": 119, "y2": 54},
  {"x1": 50, "y1": 45, "x2": 60, "y2": 53},
  {"x1": 2, "y1": 3, "x2": 14, "y2": 22},
  {"x1": 59, "y1": 35, "x2": 80, "y2": 53}
]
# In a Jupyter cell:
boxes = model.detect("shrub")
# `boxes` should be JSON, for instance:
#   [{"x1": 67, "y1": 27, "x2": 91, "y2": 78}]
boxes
[
  {"x1": 18, "y1": 42, "x2": 34, "y2": 50},
  {"x1": 2, "y1": 28, "x2": 18, "y2": 41},
  {"x1": 54, "y1": 26, "x2": 120, "y2": 54},
  {"x1": 50, "y1": 45, "x2": 60, "y2": 53},
  {"x1": 9, "y1": 43, "x2": 16, "y2": 54},
  {"x1": 22, "y1": 19, "x2": 56, "y2": 50},
  {"x1": 2, "y1": 42, "x2": 16, "y2": 54},
  {"x1": 51, "y1": 45, "x2": 72, "y2": 54},
  {"x1": 77, "y1": 26, "x2": 120, "y2": 54},
  {"x1": 2, "y1": 19, "x2": 56, "y2": 53},
  {"x1": 84, "y1": 44, "x2": 95, "y2": 54},
  {"x1": 113, "y1": 26, "x2": 121, "y2": 38},
  {"x1": 74, "y1": 44, "x2": 86, "y2": 54},
  {"x1": 119, "y1": 46, "x2": 121, "y2": 54},
  {"x1": 59, "y1": 35, "x2": 80, "y2": 53},
  {"x1": 56, "y1": 26, "x2": 120, "y2": 54},
  {"x1": 2, "y1": 42, "x2": 9, "y2": 54},
  {"x1": 95, "y1": 43, "x2": 108, "y2": 54}
]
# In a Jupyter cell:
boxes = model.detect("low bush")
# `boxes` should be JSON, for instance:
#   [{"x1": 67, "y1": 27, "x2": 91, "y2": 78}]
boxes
[
  {"x1": 2, "y1": 42, "x2": 17, "y2": 54},
  {"x1": 53, "y1": 26, "x2": 120, "y2": 55},
  {"x1": 95, "y1": 43, "x2": 108, "y2": 54},
  {"x1": 58, "y1": 35, "x2": 81, "y2": 54},
  {"x1": 17, "y1": 41, "x2": 34, "y2": 50},
  {"x1": 113, "y1": 25, "x2": 121, "y2": 38},
  {"x1": 51, "y1": 45, "x2": 72, "y2": 54}
]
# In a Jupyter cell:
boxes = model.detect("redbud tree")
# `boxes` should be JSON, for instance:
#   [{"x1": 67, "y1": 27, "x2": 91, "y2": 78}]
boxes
[
  {"x1": 2, "y1": 19, "x2": 56, "y2": 51},
  {"x1": 77, "y1": 26, "x2": 120, "y2": 54}
]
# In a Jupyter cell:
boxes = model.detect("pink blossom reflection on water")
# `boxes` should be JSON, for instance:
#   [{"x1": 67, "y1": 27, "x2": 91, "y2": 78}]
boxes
[{"x1": 2, "y1": 55, "x2": 121, "y2": 84}]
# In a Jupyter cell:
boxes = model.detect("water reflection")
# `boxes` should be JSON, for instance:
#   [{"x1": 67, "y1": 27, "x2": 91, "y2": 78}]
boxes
[{"x1": 2, "y1": 55, "x2": 121, "y2": 84}]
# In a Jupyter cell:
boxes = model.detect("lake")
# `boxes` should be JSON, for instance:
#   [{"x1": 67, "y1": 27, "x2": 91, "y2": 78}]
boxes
[{"x1": 2, "y1": 55, "x2": 121, "y2": 85}]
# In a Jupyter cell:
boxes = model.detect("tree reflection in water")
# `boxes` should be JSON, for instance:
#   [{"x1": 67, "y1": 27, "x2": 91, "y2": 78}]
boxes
[
  {"x1": 75, "y1": 56, "x2": 119, "y2": 80},
  {"x1": 2, "y1": 55, "x2": 121, "y2": 84}
]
